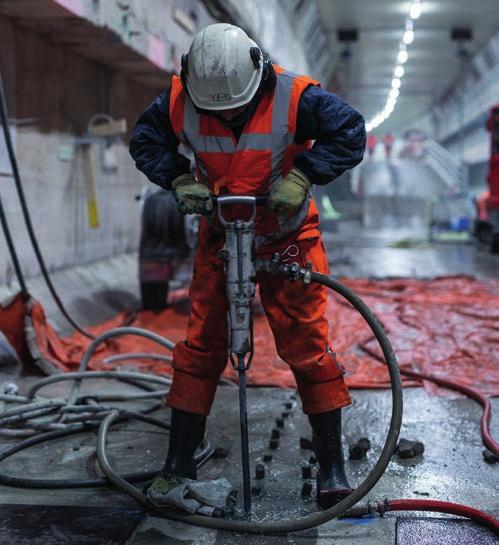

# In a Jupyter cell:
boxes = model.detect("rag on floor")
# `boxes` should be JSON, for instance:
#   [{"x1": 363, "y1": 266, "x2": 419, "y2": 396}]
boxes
[{"x1": 147, "y1": 475, "x2": 236, "y2": 517}]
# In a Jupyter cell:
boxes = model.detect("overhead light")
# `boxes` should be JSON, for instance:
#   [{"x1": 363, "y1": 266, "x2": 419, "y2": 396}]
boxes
[
  {"x1": 410, "y1": 1, "x2": 422, "y2": 20},
  {"x1": 386, "y1": 97, "x2": 397, "y2": 109},
  {"x1": 366, "y1": 1, "x2": 422, "y2": 133},
  {"x1": 394, "y1": 65, "x2": 405, "y2": 78},
  {"x1": 403, "y1": 29, "x2": 414, "y2": 44}
]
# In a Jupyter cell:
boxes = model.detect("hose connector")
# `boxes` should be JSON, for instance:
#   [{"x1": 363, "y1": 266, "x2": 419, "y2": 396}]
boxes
[{"x1": 255, "y1": 255, "x2": 302, "y2": 283}]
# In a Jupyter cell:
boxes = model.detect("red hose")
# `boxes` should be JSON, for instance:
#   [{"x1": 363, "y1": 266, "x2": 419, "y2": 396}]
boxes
[
  {"x1": 399, "y1": 368, "x2": 499, "y2": 456},
  {"x1": 381, "y1": 499, "x2": 499, "y2": 534}
]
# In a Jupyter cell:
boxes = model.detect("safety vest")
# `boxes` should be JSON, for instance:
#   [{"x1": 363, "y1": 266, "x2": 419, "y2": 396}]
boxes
[{"x1": 169, "y1": 65, "x2": 321, "y2": 240}]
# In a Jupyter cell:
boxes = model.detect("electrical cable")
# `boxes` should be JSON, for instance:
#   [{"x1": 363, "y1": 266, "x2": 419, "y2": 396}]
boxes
[
  {"x1": 102, "y1": 352, "x2": 173, "y2": 365},
  {"x1": 0, "y1": 195, "x2": 28, "y2": 298},
  {"x1": 0, "y1": 72, "x2": 94, "y2": 339},
  {"x1": 27, "y1": 370, "x2": 173, "y2": 400}
]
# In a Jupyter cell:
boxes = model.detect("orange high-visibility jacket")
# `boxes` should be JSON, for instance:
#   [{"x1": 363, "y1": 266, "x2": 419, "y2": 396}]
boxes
[{"x1": 169, "y1": 65, "x2": 321, "y2": 240}]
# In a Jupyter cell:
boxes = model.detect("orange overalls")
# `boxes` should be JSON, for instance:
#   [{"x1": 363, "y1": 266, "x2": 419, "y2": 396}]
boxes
[{"x1": 166, "y1": 66, "x2": 352, "y2": 416}]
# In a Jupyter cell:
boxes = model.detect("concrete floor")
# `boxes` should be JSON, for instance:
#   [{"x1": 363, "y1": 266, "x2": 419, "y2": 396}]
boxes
[
  {"x1": 324, "y1": 221, "x2": 499, "y2": 281},
  {"x1": 129, "y1": 387, "x2": 498, "y2": 545},
  {"x1": 0, "y1": 375, "x2": 497, "y2": 544}
]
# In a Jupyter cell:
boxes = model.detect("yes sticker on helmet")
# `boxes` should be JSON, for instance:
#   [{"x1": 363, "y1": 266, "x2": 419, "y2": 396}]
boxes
[{"x1": 210, "y1": 93, "x2": 232, "y2": 102}]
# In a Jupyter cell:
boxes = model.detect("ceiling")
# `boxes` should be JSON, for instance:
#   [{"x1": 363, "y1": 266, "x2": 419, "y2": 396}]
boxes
[{"x1": 317, "y1": 0, "x2": 499, "y2": 134}]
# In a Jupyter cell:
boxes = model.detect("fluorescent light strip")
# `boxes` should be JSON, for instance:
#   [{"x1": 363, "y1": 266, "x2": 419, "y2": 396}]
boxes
[{"x1": 366, "y1": 0, "x2": 422, "y2": 133}]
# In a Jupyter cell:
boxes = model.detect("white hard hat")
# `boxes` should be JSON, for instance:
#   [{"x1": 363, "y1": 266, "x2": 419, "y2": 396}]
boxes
[{"x1": 182, "y1": 23, "x2": 263, "y2": 111}]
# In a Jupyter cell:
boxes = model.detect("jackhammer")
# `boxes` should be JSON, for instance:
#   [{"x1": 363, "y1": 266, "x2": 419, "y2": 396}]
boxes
[{"x1": 215, "y1": 195, "x2": 266, "y2": 513}]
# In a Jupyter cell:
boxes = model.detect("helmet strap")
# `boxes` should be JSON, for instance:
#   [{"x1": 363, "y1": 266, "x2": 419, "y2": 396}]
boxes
[
  {"x1": 259, "y1": 53, "x2": 276, "y2": 93},
  {"x1": 180, "y1": 54, "x2": 190, "y2": 95}
]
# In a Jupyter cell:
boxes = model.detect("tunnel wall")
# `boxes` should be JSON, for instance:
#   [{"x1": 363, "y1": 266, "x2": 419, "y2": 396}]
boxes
[{"x1": 0, "y1": 14, "x2": 165, "y2": 286}]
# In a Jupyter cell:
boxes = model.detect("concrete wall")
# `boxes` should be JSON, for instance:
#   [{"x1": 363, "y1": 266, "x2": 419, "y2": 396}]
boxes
[{"x1": 0, "y1": 14, "x2": 165, "y2": 286}]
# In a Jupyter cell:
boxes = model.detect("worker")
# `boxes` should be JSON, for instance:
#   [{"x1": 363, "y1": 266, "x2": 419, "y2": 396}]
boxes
[
  {"x1": 130, "y1": 23, "x2": 366, "y2": 510},
  {"x1": 383, "y1": 131, "x2": 395, "y2": 160},
  {"x1": 367, "y1": 134, "x2": 377, "y2": 159}
]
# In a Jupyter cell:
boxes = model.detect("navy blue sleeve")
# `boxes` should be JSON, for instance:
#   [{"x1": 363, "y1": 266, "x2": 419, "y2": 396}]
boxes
[
  {"x1": 129, "y1": 88, "x2": 191, "y2": 190},
  {"x1": 294, "y1": 85, "x2": 366, "y2": 185}
]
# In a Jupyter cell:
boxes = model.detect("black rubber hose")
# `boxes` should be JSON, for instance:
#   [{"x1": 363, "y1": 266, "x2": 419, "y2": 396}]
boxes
[
  {"x1": 0, "y1": 72, "x2": 94, "y2": 339},
  {"x1": 0, "y1": 194, "x2": 29, "y2": 298},
  {"x1": 0, "y1": 406, "x2": 213, "y2": 489},
  {"x1": 96, "y1": 272, "x2": 403, "y2": 534}
]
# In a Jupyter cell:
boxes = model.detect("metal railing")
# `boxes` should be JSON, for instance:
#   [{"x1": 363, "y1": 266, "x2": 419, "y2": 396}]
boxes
[{"x1": 423, "y1": 139, "x2": 465, "y2": 191}]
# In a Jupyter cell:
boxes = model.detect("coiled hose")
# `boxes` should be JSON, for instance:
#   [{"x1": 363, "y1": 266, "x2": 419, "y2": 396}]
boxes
[{"x1": 0, "y1": 328, "x2": 212, "y2": 488}]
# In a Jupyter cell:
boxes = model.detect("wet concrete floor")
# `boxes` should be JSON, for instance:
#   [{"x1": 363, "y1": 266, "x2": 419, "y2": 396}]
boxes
[
  {"x1": 0, "y1": 371, "x2": 497, "y2": 544},
  {"x1": 324, "y1": 221, "x2": 499, "y2": 280}
]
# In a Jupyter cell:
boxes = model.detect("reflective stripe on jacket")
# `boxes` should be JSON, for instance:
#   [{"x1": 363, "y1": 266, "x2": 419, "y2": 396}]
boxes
[{"x1": 168, "y1": 66, "x2": 321, "y2": 240}]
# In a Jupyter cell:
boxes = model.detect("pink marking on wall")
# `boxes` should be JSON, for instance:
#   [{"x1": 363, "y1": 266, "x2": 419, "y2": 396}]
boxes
[
  {"x1": 53, "y1": 0, "x2": 84, "y2": 16},
  {"x1": 148, "y1": 34, "x2": 166, "y2": 70}
]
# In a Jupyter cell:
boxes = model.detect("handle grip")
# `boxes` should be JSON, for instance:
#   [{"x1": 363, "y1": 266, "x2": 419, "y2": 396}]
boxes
[
  {"x1": 213, "y1": 194, "x2": 269, "y2": 227},
  {"x1": 212, "y1": 194, "x2": 269, "y2": 207}
]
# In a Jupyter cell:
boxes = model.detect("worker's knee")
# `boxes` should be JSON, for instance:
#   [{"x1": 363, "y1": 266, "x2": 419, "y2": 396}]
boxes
[
  {"x1": 292, "y1": 350, "x2": 351, "y2": 413},
  {"x1": 298, "y1": 375, "x2": 352, "y2": 414},
  {"x1": 273, "y1": 319, "x2": 330, "y2": 367},
  {"x1": 287, "y1": 348, "x2": 347, "y2": 384},
  {"x1": 167, "y1": 341, "x2": 228, "y2": 415},
  {"x1": 172, "y1": 340, "x2": 227, "y2": 377}
]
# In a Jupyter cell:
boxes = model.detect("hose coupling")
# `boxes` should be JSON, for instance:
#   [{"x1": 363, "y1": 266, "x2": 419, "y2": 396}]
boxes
[
  {"x1": 374, "y1": 498, "x2": 390, "y2": 516},
  {"x1": 255, "y1": 255, "x2": 302, "y2": 282}
]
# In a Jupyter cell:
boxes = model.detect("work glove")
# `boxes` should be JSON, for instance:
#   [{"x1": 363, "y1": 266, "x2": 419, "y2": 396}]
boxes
[
  {"x1": 267, "y1": 168, "x2": 311, "y2": 214},
  {"x1": 171, "y1": 174, "x2": 213, "y2": 215}
]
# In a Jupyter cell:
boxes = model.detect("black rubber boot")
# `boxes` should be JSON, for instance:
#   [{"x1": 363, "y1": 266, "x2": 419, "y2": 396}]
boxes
[
  {"x1": 308, "y1": 409, "x2": 352, "y2": 509},
  {"x1": 160, "y1": 408, "x2": 206, "y2": 480}
]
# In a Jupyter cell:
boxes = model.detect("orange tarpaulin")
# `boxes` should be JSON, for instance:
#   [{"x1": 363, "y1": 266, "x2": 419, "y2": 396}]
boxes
[{"x1": 1, "y1": 276, "x2": 498, "y2": 397}]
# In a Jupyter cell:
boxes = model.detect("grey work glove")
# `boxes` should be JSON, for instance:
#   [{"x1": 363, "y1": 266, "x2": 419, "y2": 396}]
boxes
[
  {"x1": 267, "y1": 168, "x2": 311, "y2": 213},
  {"x1": 171, "y1": 174, "x2": 213, "y2": 215}
]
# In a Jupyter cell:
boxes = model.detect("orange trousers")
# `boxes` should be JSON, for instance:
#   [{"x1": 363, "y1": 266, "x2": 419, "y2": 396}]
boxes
[{"x1": 166, "y1": 220, "x2": 352, "y2": 416}]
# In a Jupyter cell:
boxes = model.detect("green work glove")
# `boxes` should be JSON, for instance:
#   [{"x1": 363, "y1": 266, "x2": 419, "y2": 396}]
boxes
[
  {"x1": 268, "y1": 168, "x2": 311, "y2": 213},
  {"x1": 171, "y1": 173, "x2": 213, "y2": 215}
]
